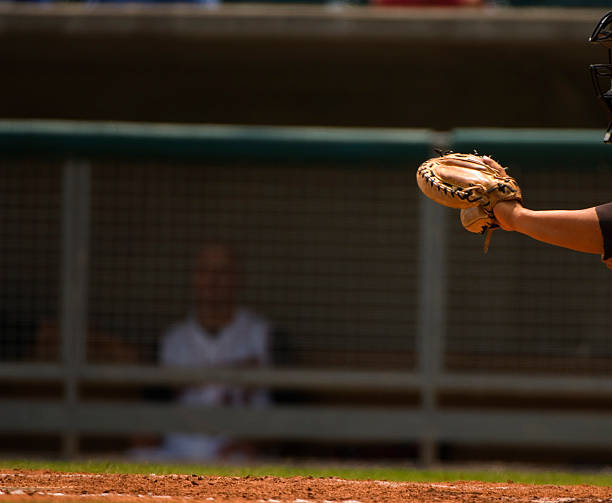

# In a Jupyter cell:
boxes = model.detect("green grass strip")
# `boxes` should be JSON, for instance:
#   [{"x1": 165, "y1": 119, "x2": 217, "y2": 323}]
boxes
[{"x1": 2, "y1": 459, "x2": 612, "y2": 487}]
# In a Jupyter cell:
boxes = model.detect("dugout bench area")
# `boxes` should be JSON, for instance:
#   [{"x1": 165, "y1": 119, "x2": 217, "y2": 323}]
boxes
[{"x1": 1, "y1": 121, "x2": 612, "y2": 465}]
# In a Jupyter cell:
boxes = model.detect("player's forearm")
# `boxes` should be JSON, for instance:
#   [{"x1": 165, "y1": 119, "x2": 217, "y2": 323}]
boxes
[{"x1": 507, "y1": 206, "x2": 603, "y2": 255}]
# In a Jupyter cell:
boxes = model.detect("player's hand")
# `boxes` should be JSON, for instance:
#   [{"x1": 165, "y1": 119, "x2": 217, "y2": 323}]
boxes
[
  {"x1": 482, "y1": 156, "x2": 524, "y2": 232},
  {"x1": 493, "y1": 200, "x2": 524, "y2": 232},
  {"x1": 602, "y1": 256, "x2": 612, "y2": 269}
]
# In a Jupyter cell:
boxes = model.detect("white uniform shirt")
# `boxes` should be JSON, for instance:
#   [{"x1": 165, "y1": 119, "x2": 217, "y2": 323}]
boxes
[{"x1": 158, "y1": 307, "x2": 270, "y2": 460}]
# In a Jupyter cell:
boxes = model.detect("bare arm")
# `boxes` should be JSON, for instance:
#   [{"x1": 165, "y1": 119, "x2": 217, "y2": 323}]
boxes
[
  {"x1": 483, "y1": 156, "x2": 605, "y2": 256},
  {"x1": 493, "y1": 201, "x2": 603, "y2": 255}
]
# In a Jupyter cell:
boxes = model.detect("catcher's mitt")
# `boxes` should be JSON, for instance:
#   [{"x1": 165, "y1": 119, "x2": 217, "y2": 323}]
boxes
[{"x1": 416, "y1": 152, "x2": 522, "y2": 252}]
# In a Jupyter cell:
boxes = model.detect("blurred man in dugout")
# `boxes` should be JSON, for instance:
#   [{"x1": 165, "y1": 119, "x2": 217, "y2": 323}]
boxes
[{"x1": 132, "y1": 243, "x2": 271, "y2": 462}]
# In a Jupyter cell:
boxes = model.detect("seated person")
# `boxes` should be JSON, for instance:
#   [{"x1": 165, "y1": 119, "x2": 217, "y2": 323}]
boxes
[{"x1": 136, "y1": 242, "x2": 270, "y2": 462}]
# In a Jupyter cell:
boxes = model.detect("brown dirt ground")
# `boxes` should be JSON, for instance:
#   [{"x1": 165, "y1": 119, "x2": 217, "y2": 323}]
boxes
[{"x1": 1, "y1": 469, "x2": 612, "y2": 503}]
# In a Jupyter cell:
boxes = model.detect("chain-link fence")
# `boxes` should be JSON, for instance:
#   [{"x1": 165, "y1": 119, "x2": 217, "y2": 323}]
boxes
[
  {"x1": 446, "y1": 130, "x2": 612, "y2": 376},
  {"x1": 0, "y1": 161, "x2": 61, "y2": 363},
  {"x1": 2, "y1": 121, "x2": 612, "y2": 462},
  {"x1": 85, "y1": 161, "x2": 419, "y2": 370}
]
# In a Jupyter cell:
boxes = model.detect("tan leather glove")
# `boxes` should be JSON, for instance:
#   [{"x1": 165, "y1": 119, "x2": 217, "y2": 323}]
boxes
[{"x1": 416, "y1": 152, "x2": 521, "y2": 252}]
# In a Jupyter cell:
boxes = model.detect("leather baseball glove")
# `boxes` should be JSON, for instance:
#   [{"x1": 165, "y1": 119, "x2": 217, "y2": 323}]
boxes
[{"x1": 416, "y1": 152, "x2": 522, "y2": 252}]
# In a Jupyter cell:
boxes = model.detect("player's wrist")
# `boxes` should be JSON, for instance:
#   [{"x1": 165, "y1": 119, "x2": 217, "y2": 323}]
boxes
[{"x1": 493, "y1": 200, "x2": 524, "y2": 232}]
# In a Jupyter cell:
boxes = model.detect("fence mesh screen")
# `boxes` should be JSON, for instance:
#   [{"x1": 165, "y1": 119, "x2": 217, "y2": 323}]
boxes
[
  {"x1": 445, "y1": 163, "x2": 612, "y2": 375},
  {"x1": 87, "y1": 161, "x2": 419, "y2": 370},
  {"x1": 0, "y1": 161, "x2": 62, "y2": 363},
  {"x1": 3, "y1": 132, "x2": 612, "y2": 379}
]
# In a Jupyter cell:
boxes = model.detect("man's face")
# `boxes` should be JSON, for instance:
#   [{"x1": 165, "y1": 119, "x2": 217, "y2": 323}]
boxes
[{"x1": 193, "y1": 245, "x2": 239, "y2": 306}]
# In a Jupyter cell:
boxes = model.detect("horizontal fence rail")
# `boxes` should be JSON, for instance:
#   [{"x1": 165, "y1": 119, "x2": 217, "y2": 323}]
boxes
[
  {"x1": 0, "y1": 120, "x2": 431, "y2": 163},
  {"x1": 6, "y1": 363, "x2": 612, "y2": 396},
  {"x1": 5, "y1": 401, "x2": 612, "y2": 449},
  {"x1": 2, "y1": 120, "x2": 612, "y2": 464}
]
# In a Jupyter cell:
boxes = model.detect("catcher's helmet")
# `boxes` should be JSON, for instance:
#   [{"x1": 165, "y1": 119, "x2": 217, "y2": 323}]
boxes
[{"x1": 590, "y1": 11, "x2": 612, "y2": 142}]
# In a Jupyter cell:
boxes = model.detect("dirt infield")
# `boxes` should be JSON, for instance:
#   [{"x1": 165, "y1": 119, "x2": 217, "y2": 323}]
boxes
[{"x1": 1, "y1": 469, "x2": 612, "y2": 503}]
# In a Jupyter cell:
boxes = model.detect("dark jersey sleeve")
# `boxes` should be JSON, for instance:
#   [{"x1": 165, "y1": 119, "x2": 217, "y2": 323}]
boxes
[{"x1": 596, "y1": 202, "x2": 612, "y2": 260}]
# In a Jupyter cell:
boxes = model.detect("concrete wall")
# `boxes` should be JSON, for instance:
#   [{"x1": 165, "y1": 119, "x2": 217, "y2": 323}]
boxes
[{"x1": 0, "y1": 5, "x2": 609, "y2": 129}]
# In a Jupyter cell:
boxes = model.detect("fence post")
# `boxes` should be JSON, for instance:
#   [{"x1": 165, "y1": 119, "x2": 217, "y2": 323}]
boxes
[
  {"x1": 416, "y1": 162, "x2": 447, "y2": 466},
  {"x1": 60, "y1": 159, "x2": 91, "y2": 459}
]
